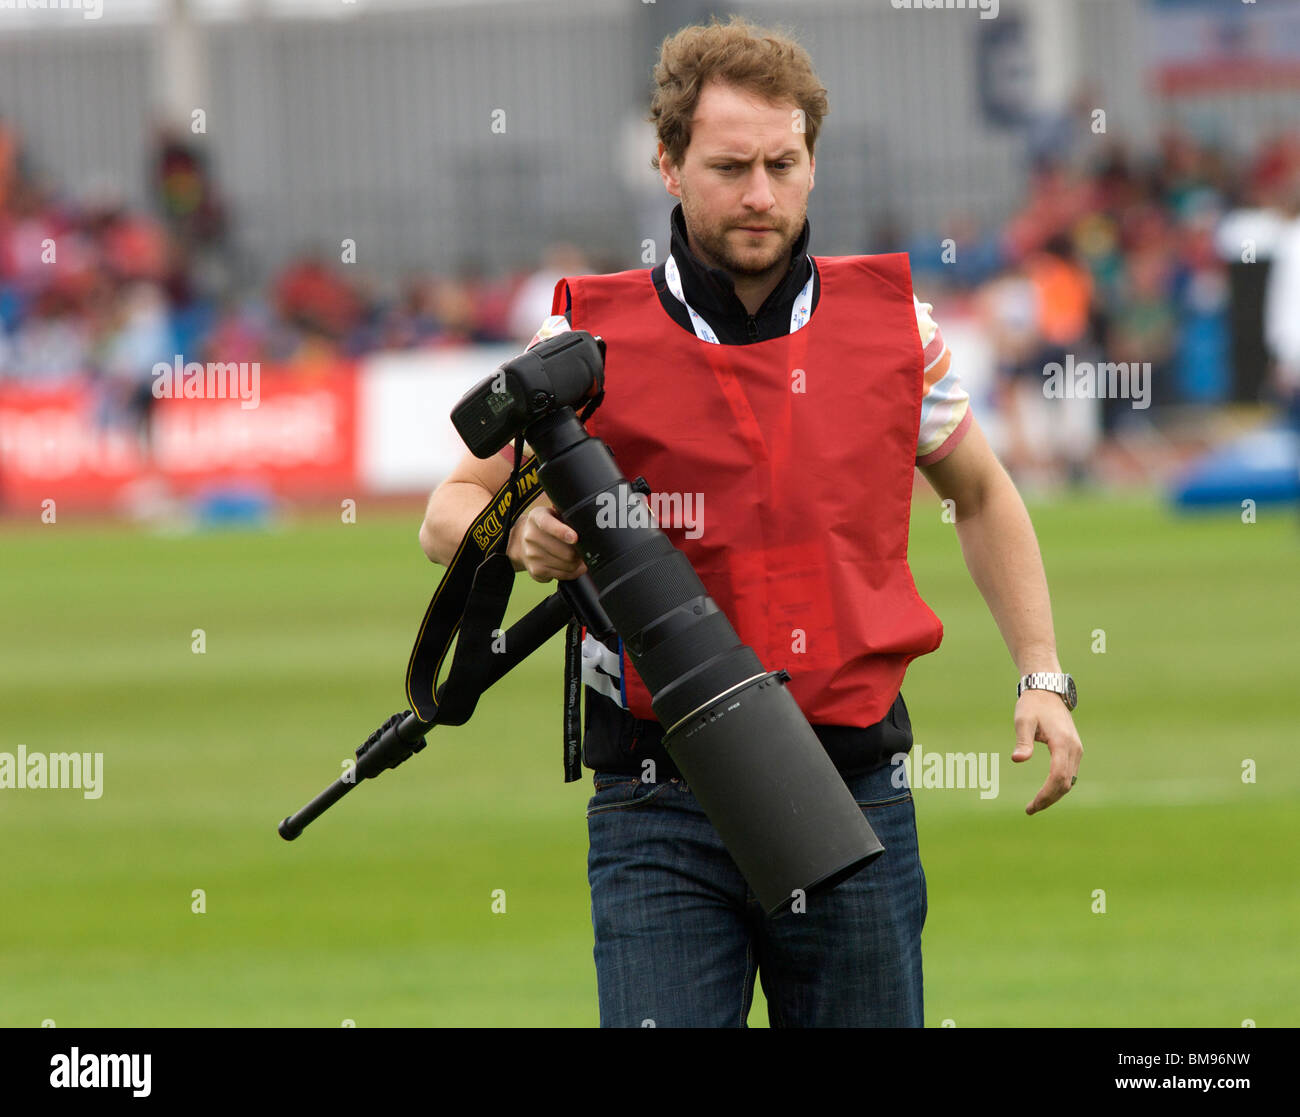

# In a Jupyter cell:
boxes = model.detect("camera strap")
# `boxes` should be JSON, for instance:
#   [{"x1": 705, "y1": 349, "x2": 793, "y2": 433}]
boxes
[
  {"x1": 405, "y1": 395, "x2": 609, "y2": 771},
  {"x1": 563, "y1": 621, "x2": 583, "y2": 782},
  {"x1": 404, "y1": 450, "x2": 548, "y2": 727}
]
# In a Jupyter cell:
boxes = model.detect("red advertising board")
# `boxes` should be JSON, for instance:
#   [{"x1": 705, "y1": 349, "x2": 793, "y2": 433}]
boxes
[{"x1": 0, "y1": 365, "x2": 359, "y2": 511}]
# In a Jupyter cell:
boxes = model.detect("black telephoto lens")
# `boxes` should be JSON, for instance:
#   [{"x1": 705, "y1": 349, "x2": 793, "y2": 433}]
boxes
[{"x1": 524, "y1": 401, "x2": 884, "y2": 916}]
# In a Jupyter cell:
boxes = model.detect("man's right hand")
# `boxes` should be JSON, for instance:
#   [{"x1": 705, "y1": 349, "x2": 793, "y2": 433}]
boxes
[{"x1": 508, "y1": 498, "x2": 588, "y2": 583}]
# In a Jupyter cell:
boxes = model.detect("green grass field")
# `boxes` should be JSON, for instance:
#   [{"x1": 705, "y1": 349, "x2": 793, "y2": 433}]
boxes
[{"x1": 2, "y1": 491, "x2": 1297, "y2": 1027}]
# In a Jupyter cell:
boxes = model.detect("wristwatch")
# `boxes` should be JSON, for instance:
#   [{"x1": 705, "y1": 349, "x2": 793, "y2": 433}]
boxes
[{"x1": 1017, "y1": 672, "x2": 1077, "y2": 711}]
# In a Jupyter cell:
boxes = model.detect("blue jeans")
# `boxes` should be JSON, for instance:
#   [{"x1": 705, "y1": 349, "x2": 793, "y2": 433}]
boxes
[{"x1": 586, "y1": 759, "x2": 927, "y2": 1027}]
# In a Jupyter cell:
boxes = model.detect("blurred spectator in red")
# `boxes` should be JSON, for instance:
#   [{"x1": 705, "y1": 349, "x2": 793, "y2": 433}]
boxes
[
  {"x1": 99, "y1": 209, "x2": 170, "y2": 285},
  {"x1": 273, "y1": 250, "x2": 363, "y2": 348},
  {"x1": 3, "y1": 178, "x2": 75, "y2": 301},
  {"x1": 467, "y1": 266, "x2": 523, "y2": 342},
  {"x1": 1003, "y1": 161, "x2": 1093, "y2": 262}
]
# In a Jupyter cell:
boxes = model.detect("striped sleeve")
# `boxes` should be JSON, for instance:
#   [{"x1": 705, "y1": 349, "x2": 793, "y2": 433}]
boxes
[
  {"x1": 525, "y1": 313, "x2": 572, "y2": 352},
  {"x1": 914, "y1": 293, "x2": 971, "y2": 465}
]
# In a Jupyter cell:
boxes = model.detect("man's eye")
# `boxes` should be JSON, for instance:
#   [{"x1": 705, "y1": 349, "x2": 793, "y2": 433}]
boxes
[{"x1": 715, "y1": 163, "x2": 791, "y2": 172}]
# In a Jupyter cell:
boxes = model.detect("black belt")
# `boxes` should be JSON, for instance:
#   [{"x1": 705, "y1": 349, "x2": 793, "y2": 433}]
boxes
[{"x1": 578, "y1": 689, "x2": 913, "y2": 781}]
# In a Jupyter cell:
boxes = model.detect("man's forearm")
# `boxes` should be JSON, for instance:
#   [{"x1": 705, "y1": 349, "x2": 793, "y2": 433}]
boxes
[
  {"x1": 419, "y1": 482, "x2": 526, "y2": 570},
  {"x1": 950, "y1": 474, "x2": 1061, "y2": 675}
]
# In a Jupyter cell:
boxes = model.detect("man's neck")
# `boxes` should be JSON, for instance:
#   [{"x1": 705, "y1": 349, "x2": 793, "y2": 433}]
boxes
[
  {"x1": 661, "y1": 204, "x2": 814, "y2": 341},
  {"x1": 685, "y1": 232, "x2": 788, "y2": 316}
]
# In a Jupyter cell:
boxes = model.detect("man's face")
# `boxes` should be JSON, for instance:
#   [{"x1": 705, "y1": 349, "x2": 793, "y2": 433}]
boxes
[{"x1": 658, "y1": 81, "x2": 815, "y2": 280}]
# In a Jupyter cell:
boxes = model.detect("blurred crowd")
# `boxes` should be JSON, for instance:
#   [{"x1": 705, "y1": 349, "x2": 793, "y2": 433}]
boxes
[
  {"x1": 898, "y1": 128, "x2": 1300, "y2": 483},
  {"x1": 0, "y1": 115, "x2": 597, "y2": 394},
  {"x1": 2, "y1": 111, "x2": 1299, "y2": 484}
]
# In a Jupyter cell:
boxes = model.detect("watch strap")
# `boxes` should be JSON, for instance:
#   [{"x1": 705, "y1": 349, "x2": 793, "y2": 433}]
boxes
[{"x1": 1018, "y1": 671, "x2": 1076, "y2": 710}]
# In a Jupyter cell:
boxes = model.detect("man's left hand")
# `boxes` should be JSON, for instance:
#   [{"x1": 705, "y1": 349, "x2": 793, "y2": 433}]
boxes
[{"x1": 1012, "y1": 690, "x2": 1083, "y2": 815}]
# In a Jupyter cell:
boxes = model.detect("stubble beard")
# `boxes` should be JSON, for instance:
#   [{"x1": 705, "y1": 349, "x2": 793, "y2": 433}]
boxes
[{"x1": 680, "y1": 189, "x2": 805, "y2": 282}]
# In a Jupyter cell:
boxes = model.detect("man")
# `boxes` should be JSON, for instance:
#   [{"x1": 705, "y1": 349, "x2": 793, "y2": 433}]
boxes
[{"x1": 419, "y1": 16, "x2": 1083, "y2": 1027}]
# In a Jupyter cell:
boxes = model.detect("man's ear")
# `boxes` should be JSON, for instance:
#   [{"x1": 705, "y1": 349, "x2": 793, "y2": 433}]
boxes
[
  {"x1": 809, "y1": 153, "x2": 815, "y2": 193},
  {"x1": 658, "y1": 143, "x2": 682, "y2": 199}
]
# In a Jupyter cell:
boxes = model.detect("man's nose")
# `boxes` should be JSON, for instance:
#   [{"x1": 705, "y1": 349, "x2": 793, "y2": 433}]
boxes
[{"x1": 741, "y1": 167, "x2": 776, "y2": 211}]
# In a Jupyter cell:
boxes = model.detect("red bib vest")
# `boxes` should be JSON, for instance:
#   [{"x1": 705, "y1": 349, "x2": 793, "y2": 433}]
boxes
[{"x1": 555, "y1": 253, "x2": 943, "y2": 727}]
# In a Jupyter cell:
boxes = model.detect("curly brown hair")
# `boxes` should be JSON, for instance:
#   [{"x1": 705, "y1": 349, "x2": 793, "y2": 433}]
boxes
[{"x1": 648, "y1": 15, "x2": 829, "y2": 171}]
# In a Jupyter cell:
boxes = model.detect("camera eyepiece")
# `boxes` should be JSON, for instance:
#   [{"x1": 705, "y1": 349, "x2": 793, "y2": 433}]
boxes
[{"x1": 451, "y1": 332, "x2": 604, "y2": 458}]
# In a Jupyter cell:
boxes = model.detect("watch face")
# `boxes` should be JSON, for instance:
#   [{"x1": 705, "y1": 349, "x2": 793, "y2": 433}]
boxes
[{"x1": 1066, "y1": 676, "x2": 1077, "y2": 709}]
